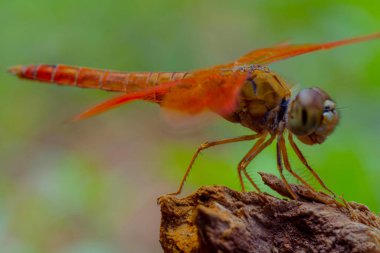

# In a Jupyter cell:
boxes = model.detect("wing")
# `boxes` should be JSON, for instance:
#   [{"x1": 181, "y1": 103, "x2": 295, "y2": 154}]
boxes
[
  {"x1": 73, "y1": 69, "x2": 248, "y2": 121},
  {"x1": 161, "y1": 69, "x2": 247, "y2": 115},
  {"x1": 225, "y1": 32, "x2": 380, "y2": 66},
  {"x1": 72, "y1": 81, "x2": 177, "y2": 121},
  {"x1": 73, "y1": 32, "x2": 380, "y2": 120}
]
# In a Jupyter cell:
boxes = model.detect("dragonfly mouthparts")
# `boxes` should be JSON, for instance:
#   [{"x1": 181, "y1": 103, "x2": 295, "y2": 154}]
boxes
[{"x1": 7, "y1": 65, "x2": 23, "y2": 76}]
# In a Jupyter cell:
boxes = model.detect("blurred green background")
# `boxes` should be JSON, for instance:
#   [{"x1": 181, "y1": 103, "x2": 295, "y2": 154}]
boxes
[{"x1": 1, "y1": 0, "x2": 380, "y2": 252}]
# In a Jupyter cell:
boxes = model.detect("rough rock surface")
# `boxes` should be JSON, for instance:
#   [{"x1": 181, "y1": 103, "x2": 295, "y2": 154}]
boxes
[{"x1": 158, "y1": 173, "x2": 380, "y2": 253}]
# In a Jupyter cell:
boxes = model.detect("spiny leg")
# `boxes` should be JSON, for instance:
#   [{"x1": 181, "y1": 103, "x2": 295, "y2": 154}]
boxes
[
  {"x1": 241, "y1": 134, "x2": 275, "y2": 191},
  {"x1": 169, "y1": 133, "x2": 263, "y2": 195},
  {"x1": 288, "y1": 133, "x2": 336, "y2": 197},
  {"x1": 278, "y1": 134, "x2": 315, "y2": 191},
  {"x1": 238, "y1": 134, "x2": 268, "y2": 192},
  {"x1": 276, "y1": 135, "x2": 298, "y2": 200},
  {"x1": 286, "y1": 136, "x2": 345, "y2": 207},
  {"x1": 237, "y1": 133, "x2": 276, "y2": 192}
]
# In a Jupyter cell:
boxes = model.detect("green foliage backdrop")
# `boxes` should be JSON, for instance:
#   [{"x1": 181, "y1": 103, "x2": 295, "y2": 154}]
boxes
[{"x1": 0, "y1": 0, "x2": 379, "y2": 252}]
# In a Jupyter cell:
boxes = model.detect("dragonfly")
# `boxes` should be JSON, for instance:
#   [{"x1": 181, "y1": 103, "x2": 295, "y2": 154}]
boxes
[{"x1": 8, "y1": 32, "x2": 380, "y2": 200}]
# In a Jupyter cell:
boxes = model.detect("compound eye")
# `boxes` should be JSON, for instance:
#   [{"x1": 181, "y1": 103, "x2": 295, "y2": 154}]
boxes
[{"x1": 287, "y1": 89, "x2": 324, "y2": 136}]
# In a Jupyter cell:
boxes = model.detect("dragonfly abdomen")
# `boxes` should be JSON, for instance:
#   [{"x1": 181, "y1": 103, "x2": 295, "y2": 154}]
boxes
[{"x1": 8, "y1": 64, "x2": 189, "y2": 93}]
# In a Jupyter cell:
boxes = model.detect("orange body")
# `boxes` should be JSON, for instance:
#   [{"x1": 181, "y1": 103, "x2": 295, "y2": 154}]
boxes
[
  {"x1": 12, "y1": 64, "x2": 189, "y2": 93},
  {"x1": 8, "y1": 32, "x2": 380, "y2": 199},
  {"x1": 9, "y1": 32, "x2": 380, "y2": 123}
]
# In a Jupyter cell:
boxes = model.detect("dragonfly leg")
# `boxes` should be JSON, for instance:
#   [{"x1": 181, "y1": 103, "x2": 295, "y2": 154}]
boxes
[
  {"x1": 288, "y1": 133, "x2": 336, "y2": 197},
  {"x1": 237, "y1": 134, "x2": 268, "y2": 192},
  {"x1": 168, "y1": 133, "x2": 262, "y2": 195},
  {"x1": 276, "y1": 135, "x2": 298, "y2": 200},
  {"x1": 237, "y1": 133, "x2": 275, "y2": 192},
  {"x1": 278, "y1": 134, "x2": 315, "y2": 192}
]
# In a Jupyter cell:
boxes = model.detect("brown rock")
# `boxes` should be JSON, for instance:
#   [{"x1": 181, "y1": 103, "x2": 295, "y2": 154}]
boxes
[{"x1": 158, "y1": 173, "x2": 380, "y2": 253}]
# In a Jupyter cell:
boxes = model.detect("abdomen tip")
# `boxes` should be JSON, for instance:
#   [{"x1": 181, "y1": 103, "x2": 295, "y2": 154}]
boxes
[{"x1": 7, "y1": 65, "x2": 24, "y2": 76}]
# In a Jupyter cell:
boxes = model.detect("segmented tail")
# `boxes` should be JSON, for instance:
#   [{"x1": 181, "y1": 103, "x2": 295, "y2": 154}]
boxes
[{"x1": 7, "y1": 64, "x2": 189, "y2": 93}]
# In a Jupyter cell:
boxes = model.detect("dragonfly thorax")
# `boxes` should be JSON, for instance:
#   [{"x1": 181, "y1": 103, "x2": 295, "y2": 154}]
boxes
[
  {"x1": 286, "y1": 88, "x2": 339, "y2": 145},
  {"x1": 222, "y1": 69, "x2": 292, "y2": 134}
]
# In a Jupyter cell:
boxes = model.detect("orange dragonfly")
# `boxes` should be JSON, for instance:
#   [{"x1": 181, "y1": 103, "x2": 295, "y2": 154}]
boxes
[{"x1": 8, "y1": 32, "x2": 380, "y2": 200}]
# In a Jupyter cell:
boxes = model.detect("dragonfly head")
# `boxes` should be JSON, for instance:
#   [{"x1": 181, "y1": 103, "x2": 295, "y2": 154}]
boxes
[{"x1": 286, "y1": 88, "x2": 339, "y2": 145}]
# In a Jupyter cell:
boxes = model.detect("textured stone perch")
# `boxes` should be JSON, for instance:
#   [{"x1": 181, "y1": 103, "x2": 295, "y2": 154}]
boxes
[{"x1": 158, "y1": 173, "x2": 380, "y2": 253}]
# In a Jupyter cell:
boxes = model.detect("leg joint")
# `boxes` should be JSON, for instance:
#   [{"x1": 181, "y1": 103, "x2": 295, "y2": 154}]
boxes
[
  {"x1": 199, "y1": 142, "x2": 210, "y2": 150},
  {"x1": 238, "y1": 160, "x2": 247, "y2": 171}
]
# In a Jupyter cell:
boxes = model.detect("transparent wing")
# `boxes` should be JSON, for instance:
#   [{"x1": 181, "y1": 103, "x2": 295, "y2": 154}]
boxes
[
  {"x1": 72, "y1": 69, "x2": 248, "y2": 120},
  {"x1": 161, "y1": 69, "x2": 247, "y2": 116},
  {"x1": 71, "y1": 81, "x2": 177, "y2": 121},
  {"x1": 225, "y1": 32, "x2": 380, "y2": 66},
  {"x1": 73, "y1": 33, "x2": 380, "y2": 120}
]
